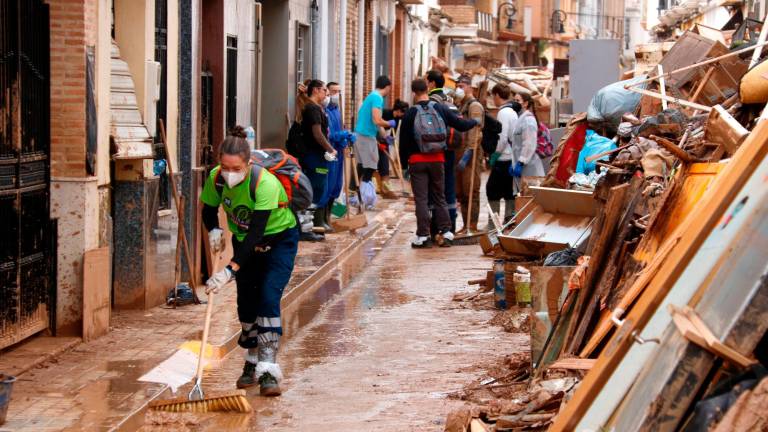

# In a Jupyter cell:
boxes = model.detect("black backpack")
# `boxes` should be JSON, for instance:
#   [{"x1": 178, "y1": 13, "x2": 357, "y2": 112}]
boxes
[
  {"x1": 480, "y1": 103, "x2": 516, "y2": 155},
  {"x1": 285, "y1": 120, "x2": 306, "y2": 158}
]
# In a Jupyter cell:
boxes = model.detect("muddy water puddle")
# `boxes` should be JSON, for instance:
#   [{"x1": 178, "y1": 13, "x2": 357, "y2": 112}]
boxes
[{"x1": 140, "y1": 224, "x2": 409, "y2": 430}]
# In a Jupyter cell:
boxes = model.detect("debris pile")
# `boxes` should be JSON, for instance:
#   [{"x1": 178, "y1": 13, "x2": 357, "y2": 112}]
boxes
[{"x1": 445, "y1": 22, "x2": 768, "y2": 431}]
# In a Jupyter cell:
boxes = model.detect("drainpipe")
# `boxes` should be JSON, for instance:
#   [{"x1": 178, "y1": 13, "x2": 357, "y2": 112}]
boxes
[
  {"x1": 253, "y1": 1, "x2": 263, "y2": 148},
  {"x1": 339, "y1": 0, "x2": 347, "y2": 119},
  {"x1": 311, "y1": 0, "x2": 321, "y2": 79},
  {"x1": 357, "y1": 0, "x2": 365, "y2": 109}
]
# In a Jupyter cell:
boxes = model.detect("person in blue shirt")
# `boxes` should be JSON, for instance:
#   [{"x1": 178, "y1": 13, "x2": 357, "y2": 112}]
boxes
[
  {"x1": 321, "y1": 81, "x2": 354, "y2": 230},
  {"x1": 354, "y1": 76, "x2": 396, "y2": 207}
]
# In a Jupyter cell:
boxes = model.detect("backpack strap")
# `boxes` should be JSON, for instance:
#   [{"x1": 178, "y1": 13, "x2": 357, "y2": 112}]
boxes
[{"x1": 248, "y1": 164, "x2": 263, "y2": 203}]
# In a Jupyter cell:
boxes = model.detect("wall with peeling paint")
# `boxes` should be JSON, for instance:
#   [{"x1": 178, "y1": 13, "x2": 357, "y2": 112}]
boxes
[{"x1": 50, "y1": 178, "x2": 100, "y2": 336}]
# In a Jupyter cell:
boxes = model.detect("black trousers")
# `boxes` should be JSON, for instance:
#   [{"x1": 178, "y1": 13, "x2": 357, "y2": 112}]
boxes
[
  {"x1": 410, "y1": 162, "x2": 450, "y2": 237},
  {"x1": 486, "y1": 160, "x2": 515, "y2": 201}
]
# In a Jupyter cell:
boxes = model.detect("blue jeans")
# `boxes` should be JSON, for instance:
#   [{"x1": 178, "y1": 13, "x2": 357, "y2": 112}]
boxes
[
  {"x1": 233, "y1": 226, "x2": 299, "y2": 348},
  {"x1": 300, "y1": 152, "x2": 330, "y2": 207}
]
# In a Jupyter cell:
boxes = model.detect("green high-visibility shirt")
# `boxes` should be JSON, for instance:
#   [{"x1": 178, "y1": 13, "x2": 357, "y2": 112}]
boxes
[{"x1": 199, "y1": 166, "x2": 297, "y2": 241}]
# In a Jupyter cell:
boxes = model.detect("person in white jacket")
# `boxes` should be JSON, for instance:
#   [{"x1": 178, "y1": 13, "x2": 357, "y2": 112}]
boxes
[
  {"x1": 510, "y1": 92, "x2": 545, "y2": 190},
  {"x1": 485, "y1": 83, "x2": 519, "y2": 224}
]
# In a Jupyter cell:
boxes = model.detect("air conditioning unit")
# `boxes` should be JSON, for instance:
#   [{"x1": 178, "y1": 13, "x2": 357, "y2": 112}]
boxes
[{"x1": 144, "y1": 60, "x2": 162, "y2": 137}]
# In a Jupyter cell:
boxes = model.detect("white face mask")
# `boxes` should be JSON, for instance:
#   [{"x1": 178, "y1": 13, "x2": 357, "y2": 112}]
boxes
[
  {"x1": 222, "y1": 169, "x2": 247, "y2": 188},
  {"x1": 329, "y1": 94, "x2": 340, "y2": 106},
  {"x1": 322, "y1": 96, "x2": 331, "y2": 107},
  {"x1": 454, "y1": 87, "x2": 465, "y2": 101}
]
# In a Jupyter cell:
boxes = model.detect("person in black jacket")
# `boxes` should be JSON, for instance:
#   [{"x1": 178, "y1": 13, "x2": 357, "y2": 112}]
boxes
[{"x1": 400, "y1": 78, "x2": 478, "y2": 248}]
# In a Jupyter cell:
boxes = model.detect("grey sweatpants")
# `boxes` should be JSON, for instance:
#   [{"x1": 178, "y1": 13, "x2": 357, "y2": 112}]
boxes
[{"x1": 353, "y1": 133, "x2": 379, "y2": 170}]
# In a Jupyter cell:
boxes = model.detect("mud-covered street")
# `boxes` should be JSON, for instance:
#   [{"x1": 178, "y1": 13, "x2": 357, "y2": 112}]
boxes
[{"x1": 141, "y1": 213, "x2": 527, "y2": 431}]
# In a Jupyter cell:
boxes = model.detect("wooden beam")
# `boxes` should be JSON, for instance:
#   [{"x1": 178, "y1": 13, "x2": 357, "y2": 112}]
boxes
[
  {"x1": 658, "y1": 64, "x2": 668, "y2": 111},
  {"x1": 649, "y1": 135, "x2": 695, "y2": 163},
  {"x1": 628, "y1": 40, "x2": 768, "y2": 88},
  {"x1": 625, "y1": 87, "x2": 712, "y2": 112},
  {"x1": 550, "y1": 115, "x2": 768, "y2": 432}
]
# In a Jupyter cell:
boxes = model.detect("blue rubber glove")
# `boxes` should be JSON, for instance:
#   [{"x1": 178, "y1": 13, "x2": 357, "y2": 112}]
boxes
[
  {"x1": 347, "y1": 131, "x2": 357, "y2": 143},
  {"x1": 387, "y1": 120, "x2": 397, "y2": 129},
  {"x1": 385, "y1": 136, "x2": 395, "y2": 147},
  {"x1": 510, "y1": 161, "x2": 525, "y2": 178},
  {"x1": 458, "y1": 149, "x2": 473, "y2": 171}
]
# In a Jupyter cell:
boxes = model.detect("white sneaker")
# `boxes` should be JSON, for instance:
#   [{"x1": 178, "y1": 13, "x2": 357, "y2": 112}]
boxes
[{"x1": 411, "y1": 236, "x2": 432, "y2": 248}]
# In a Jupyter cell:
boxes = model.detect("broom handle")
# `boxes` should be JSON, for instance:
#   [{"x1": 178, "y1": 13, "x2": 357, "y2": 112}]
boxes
[
  {"x1": 343, "y1": 147, "x2": 352, "y2": 220},
  {"x1": 159, "y1": 120, "x2": 200, "y2": 304},
  {"x1": 195, "y1": 289, "x2": 215, "y2": 383},
  {"x1": 466, "y1": 143, "x2": 478, "y2": 233},
  {"x1": 350, "y1": 149, "x2": 365, "y2": 212}
]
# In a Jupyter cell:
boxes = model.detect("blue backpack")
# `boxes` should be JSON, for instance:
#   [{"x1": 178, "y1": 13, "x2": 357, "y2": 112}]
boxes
[{"x1": 413, "y1": 101, "x2": 448, "y2": 153}]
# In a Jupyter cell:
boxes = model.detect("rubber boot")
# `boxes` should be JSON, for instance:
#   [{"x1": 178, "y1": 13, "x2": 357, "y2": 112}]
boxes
[
  {"x1": 488, "y1": 200, "x2": 501, "y2": 230},
  {"x1": 380, "y1": 176, "x2": 398, "y2": 199},
  {"x1": 256, "y1": 341, "x2": 282, "y2": 397},
  {"x1": 322, "y1": 205, "x2": 334, "y2": 233},
  {"x1": 300, "y1": 210, "x2": 324, "y2": 242},
  {"x1": 373, "y1": 172, "x2": 383, "y2": 194}
]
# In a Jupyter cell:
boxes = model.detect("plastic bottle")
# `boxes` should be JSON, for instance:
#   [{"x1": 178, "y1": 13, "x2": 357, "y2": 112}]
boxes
[
  {"x1": 245, "y1": 126, "x2": 256, "y2": 150},
  {"x1": 493, "y1": 259, "x2": 506, "y2": 309},
  {"x1": 513, "y1": 267, "x2": 532, "y2": 307}
]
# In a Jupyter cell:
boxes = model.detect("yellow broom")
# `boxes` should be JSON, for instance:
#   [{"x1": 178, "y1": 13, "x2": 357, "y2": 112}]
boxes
[{"x1": 150, "y1": 237, "x2": 251, "y2": 413}]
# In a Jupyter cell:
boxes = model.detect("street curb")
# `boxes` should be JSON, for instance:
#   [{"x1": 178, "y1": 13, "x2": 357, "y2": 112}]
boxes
[
  {"x1": 1, "y1": 337, "x2": 82, "y2": 378},
  {"x1": 114, "y1": 204, "x2": 404, "y2": 431}
]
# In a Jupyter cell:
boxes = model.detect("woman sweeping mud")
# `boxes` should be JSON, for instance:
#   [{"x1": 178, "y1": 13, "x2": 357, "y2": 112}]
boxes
[{"x1": 200, "y1": 126, "x2": 299, "y2": 396}]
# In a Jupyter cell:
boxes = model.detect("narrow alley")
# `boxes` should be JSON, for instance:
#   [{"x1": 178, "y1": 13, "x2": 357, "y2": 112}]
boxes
[
  {"x1": 142, "y1": 213, "x2": 526, "y2": 431},
  {"x1": 3, "y1": 0, "x2": 768, "y2": 431}
]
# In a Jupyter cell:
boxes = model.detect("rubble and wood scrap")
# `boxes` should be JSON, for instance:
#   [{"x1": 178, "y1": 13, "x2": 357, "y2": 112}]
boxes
[{"x1": 443, "y1": 23, "x2": 768, "y2": 432}]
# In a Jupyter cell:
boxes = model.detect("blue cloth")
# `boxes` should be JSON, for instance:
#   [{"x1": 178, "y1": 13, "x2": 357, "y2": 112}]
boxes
[
  {"x1": 324, "y1": 103, "x2": 347, "y2": 204},
  {"x1": 300, "y1": 152, "x2": 330, "y2": 206},
  {"x1": 576, "y1": 129, "x2": 616, "y2": 174},
  {"x1": 355, "y1": 91, "x2": 384, "y2": 137},
  {"x1": 233, "y1": 226, "x2": 299, "y2": 348}
]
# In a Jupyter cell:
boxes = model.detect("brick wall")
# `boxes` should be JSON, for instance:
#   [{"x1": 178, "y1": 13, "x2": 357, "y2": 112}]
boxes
[
  {"x1": 48, "y1": 0, "x2": 97, "y2": 178},
  {"x1": 344, "y1": 0, "x2": 357, "y2": 126},
  {"x1": 363, "y1": 0, "x2": 372, "y2": 97},
  {"x1": 441, "y1": 5, "x2": 477, "y2": 24}
]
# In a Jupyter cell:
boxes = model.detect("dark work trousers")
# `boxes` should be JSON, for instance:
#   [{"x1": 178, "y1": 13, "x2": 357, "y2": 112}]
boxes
[
  {"x1": 233, "y1": 226, "x2": 299, "y2": 348},
  {"x1": 430, "y1": 150, "x2": 457, "y2": 235},
  {"x1": 300, "y1": 152, "x2": 329, "y2": 206},
  {"x1": 410, "y1": 161, "x2": 451, "y2": 237},
  {"x1": 377, "y1": 147, "x2": 390, "y2": 176},
  {"x1": 486, "y1": 160, "x2": 516, "y2": 201}
]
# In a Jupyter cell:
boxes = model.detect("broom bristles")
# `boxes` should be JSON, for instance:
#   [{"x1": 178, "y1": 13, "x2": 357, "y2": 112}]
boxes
[{"x1": 149, "y1": 390, "x2": 252, "y2": 413}]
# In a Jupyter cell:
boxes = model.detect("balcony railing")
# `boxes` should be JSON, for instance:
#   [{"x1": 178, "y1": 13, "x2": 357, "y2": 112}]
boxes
[{"x1": 478, "y1": 10, "x2": 493, "y2": 38}]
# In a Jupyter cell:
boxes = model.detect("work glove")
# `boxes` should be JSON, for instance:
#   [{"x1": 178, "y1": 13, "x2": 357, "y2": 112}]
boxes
[
  {"x1": 387, "y1": 120, "x2": 397, "y2": 129},
  {"x1": 205, "y1": 266, "x2": 234, "y2": 294},
  {"x1": 208, "y1": 228, "x2": 224, "y2": 253},
  {"x1": 458, "y1": 149, "x2": 473, "y2": 172},
  {"x1": 385, "y1": 135, "x2": 395, "y2": 147},
  {"x1": 324, "y1": 150, "x2": 338, "y2": 162},
  {"x1": 489, "y1": 152, "x2": 501, "y2": 167},
  {"x1": 153, "y1": 159, "x2": 167, "y2": 176},
  {"x1": 511, "y1": 161, "x2": 525, "y2": 178}
]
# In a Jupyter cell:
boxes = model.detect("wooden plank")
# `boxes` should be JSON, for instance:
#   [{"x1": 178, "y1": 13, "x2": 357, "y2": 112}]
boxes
[
  {"x1": 649, "y1": 135, "x2": 695, "y2": 163},
  {"x1": 548, "y1": 358, "x2": 596, "y2": 370},
  {"x1": 565, "y1": 183, "x2": 630, "y2": 355},
  {"x1": 705, "y1": 105, "x2": 750, "y2": 155},
  {"x1": 83, "y1": 247, "x2": 111, "y2": 342},
  {"x1": 550, "y1": 116, "x2": 768, "y2": 432}
]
